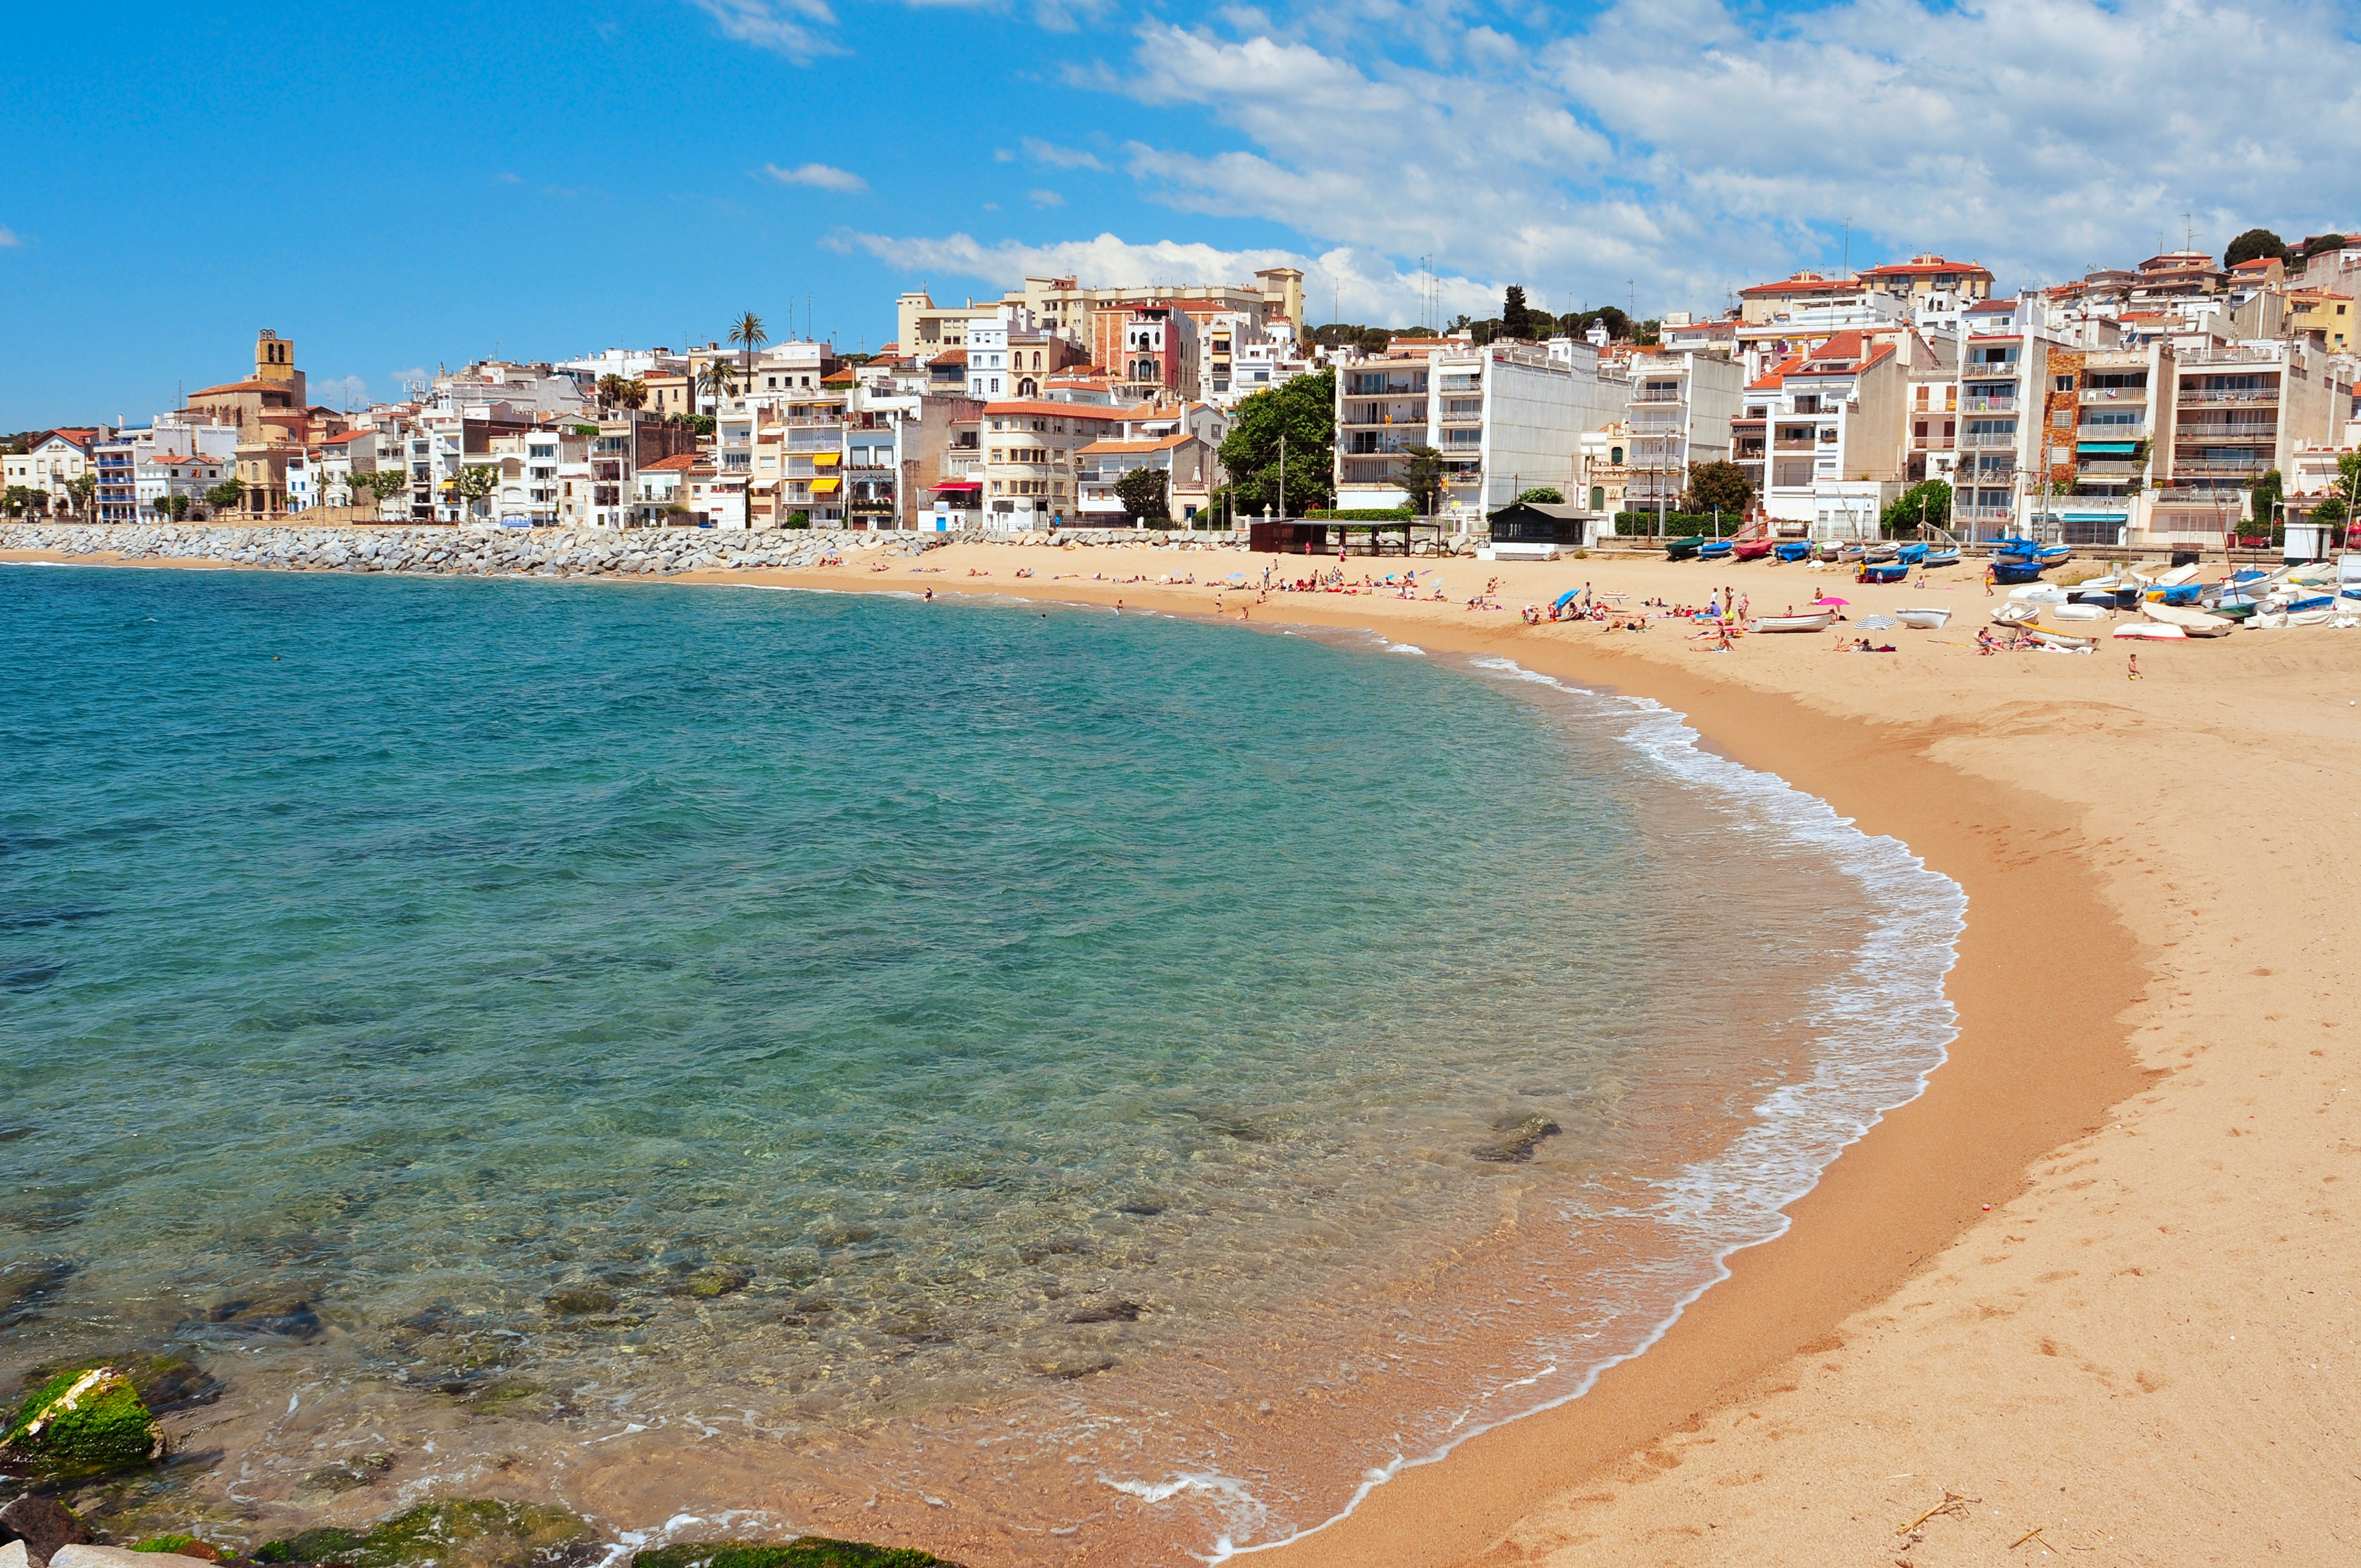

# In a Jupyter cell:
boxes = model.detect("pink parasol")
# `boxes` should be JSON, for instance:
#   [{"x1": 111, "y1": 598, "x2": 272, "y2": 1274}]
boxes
[{"x1": 1813, "y1": 595, "x2": 1849, "y2": 606}]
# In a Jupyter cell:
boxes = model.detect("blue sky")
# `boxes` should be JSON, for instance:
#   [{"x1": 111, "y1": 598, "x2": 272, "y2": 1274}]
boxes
[{"x1": 5, "y1": 0, "x2": 2357, "y2": 429}]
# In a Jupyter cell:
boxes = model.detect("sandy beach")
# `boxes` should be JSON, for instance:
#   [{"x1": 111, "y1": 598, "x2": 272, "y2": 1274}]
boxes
[{"x1": 11, "y1": 535, "x2": 2360, "y2": 1564}]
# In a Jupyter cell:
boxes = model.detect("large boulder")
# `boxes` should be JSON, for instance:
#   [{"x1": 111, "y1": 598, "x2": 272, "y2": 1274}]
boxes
[
  {"x1": 0, "y1": 1495, "x2": 92, "y2": 1567},
  {"x1": 0, "y1": 1366, "x2": 164, "y2": 1479}
]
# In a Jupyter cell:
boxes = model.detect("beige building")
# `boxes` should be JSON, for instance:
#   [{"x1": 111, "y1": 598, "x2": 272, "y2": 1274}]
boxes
[
  {"x1": 896, "y1": 269, "x2": 1304, "y2": 357},
  {"x1": 977, "y1": 397, "x2": 1131, "y2": 529}
]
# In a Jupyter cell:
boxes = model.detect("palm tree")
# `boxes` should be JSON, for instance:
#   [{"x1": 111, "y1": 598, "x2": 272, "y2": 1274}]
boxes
[
  {"x1": 619, "y1": 378, "x2": 649, "y2": 412},
  {"x1": 698, "y1": 357, "x2": 737, "y2": 413},
  {"x1": 729, "y1": 311, "x2": 768, "y2": 399},
  {"x1": 596, "y1": 373, "x2": 630, "y2": 411}
]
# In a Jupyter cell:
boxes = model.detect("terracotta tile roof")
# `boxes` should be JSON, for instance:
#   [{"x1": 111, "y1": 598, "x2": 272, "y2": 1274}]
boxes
[
  {"x1": 1858, "y1": 256, "x2": 1993, "y2": 280},
  {"x1": 1078, "y1": 434, "x2": 1195, "y2": 454},
  {"x1": 1739, "y1": 271, "x2": 1854, "y2": 298},
  {"x1": 930, "y1": 349, "x2": 968, "y2": 368},
  {"x1": 641, "y1": 453, "x2": 698, "y2": 472},
  {"x1": 186, "y1": 379, "x2": 288, "y2": 397},
  {"x1": 981, "y1": 399, "x2": 1125, "y2": 421}
]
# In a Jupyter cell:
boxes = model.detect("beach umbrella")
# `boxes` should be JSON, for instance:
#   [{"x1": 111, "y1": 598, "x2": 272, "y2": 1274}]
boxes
[
  {"x1": 1857, "y1": 614, "x2": 1899, "y2": 630},
  {"x1": 1813, "y1": 594, "x2": 1850, "y2": 606}
]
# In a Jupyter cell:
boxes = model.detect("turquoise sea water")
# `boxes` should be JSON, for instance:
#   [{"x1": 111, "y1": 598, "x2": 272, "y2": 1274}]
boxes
[{"x1": 0, "y1": 564, "x2": 1959, "y2": 1560}]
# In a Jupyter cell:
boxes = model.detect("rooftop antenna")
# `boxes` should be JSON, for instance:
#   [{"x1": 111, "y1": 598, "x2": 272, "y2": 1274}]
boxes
[
  {"x1": 2184, "y1": 212, "x2": 2194, "y2": 252},
  {"x1": 1842, "y1": 218, "x2": 1851, "y2": 279}
]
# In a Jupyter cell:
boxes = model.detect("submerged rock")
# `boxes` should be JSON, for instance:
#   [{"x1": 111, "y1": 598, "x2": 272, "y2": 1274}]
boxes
[
  {"x1": 0, "y1": 1366, "x2": 166, "y2": 1480},
  {"x1": 633, "y1": 1540, "x2": 966, "y2": 1568},
  {"x1": 0, "y1": 1494, "x2": 93, "y2": 1567},
  {"x1": 255, "y1": 1500, "x2": 596, "y2": 1568},
  {"x1": 1470, "y1": 1114, "x2": 1562, "y2": 1163},
  {"x1": 540, "y1": 1287, "x2": 617, "y2": 1317},
  {"x1": 55, "y1": 1550, "x2": 213, "y2": 1568}
]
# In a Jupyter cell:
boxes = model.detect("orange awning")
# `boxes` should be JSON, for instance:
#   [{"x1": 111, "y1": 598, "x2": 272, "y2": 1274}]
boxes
[
  {"x1": 810, "y1": 477, "x2": 840, "y2": 494},
  {"x1": 812, "y1": 451, "x2": 841, "y2": 466}
]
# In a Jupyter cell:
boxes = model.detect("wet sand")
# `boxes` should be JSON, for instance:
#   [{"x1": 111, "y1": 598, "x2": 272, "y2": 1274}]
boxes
[{"x1": 14, "y1": 537, "x2": 2360, "y2": 1564}]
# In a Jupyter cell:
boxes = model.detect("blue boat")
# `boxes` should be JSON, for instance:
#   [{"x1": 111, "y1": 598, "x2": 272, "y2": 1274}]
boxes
[
  {"x1": 2035, "y1": 544, "x2": 2073, "y2": 566},
  {"x1": 2149, "y1": 583, "x2": 2204, "y2": 606},
  {"x1": 1993, "y1": 536, "x2": 2041, "y2": 559},
  {"x1": 1699, "y1": 539, "x2": 1734, "y2": 560},
  {"x1": 1921, "y1": 548, "x2": 1962, "y2": 568},
  {"x1": 2285, "y1": 594, "x2": 2335, "y2": 614},
  {"x1": 1857, "y1": 561, "x2": 1908, "y2": 584},
  {"x1": 1774, "y1": 540, "x2": 1814, "y2": 562},
  {"x1": 1992, "y1": 560, "x2": 2048, "y2": 585},
  {"x1": 1897, "y1": 542, "x2": 1928, "y2": 565}
]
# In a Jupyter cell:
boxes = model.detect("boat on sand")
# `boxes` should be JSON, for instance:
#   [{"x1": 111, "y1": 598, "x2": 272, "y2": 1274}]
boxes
[
  {"x1": 1749, "y1": 610, "x2": 1837, "y2": 633},
  {"x1": 1894, "y1": 606, "x2": 1951, "y2": 629}
]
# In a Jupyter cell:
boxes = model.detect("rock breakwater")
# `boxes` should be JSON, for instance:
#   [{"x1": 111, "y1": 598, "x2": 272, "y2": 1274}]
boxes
[
  {"x1": 0, "y1": 525, "x2": 931, "y2": 580},
  {"x1": 0, "y1": 524, "x2": 1254, "y2": 582}
]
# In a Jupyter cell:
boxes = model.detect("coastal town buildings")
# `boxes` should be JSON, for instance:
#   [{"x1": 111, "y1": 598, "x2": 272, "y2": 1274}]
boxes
[{"x1": 1333, "y1": 337, "x2": 1626, "y2": 529}]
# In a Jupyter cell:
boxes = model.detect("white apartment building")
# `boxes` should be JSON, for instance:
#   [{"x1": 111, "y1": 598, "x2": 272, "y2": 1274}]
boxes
[
  {"x1": 133, "y1": 449, "x2": 230, "y2": 515},
  {"x1": 1334, "y1": 339, "x2": 1625, "y2": 531},
  {"x1": 5, "y1": 428, "x2": 105, "y2": 508},
  {"x1": 1621, "y1": 350, "x2": 1743, "y2": 511},
  {"x1": 1731, "y1": 330, "x2": 1911, "y2": 535}
]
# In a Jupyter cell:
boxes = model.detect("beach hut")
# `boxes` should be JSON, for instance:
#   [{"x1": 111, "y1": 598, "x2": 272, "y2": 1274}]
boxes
[{"x1": 1485, "y1": 501, "x2": 1607, "y2": 560}]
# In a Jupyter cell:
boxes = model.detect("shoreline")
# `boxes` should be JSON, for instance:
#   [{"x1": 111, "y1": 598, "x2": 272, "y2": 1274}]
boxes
[{"x1": 8, "y1": 538, "x2": 2350, "y2": 1564}]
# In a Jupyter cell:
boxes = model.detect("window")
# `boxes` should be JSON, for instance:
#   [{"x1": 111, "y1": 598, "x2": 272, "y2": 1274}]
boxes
[
  {"x1": 2055, "y1": 375, "x2": 2074, "y2": 392},
  {"x1": 1610, "y1": 446, "x2": 1623, "y2": 464}
]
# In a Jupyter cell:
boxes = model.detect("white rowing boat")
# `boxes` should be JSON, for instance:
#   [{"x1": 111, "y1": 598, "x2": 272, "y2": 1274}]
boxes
[
  {"x1": 1749, "y1": 611, "x2": 1835, "y2": 633},
  {"x1": 1894, "y1": 606, "x2": 1951, "y2": 629}
]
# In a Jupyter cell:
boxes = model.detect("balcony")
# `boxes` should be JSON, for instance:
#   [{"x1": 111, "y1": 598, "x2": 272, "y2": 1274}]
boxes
[
  {"x1": 2079, "y1": 387, "x2": 2146, "y2": 404},
  {"x1": 2177, "y1": 387, "x2": 2277, "y2": 405},
  {"x1": 1909, "y1": 435, "x2": 1955, "y2": 450},
  {"x1": 1960, "y1": 395, "x2": 2017, "y2": 413},
  {"x1": 2175, "y1": 424, "x2": 2276, "y2": 443},
  {"x1": 1958, "y1": 430, "x2": 2019, "y2": 449},
  {"x1": 1630, "y1": 391, "x2": 1684, "y2": 405},
  {"x1": 2171, "y1": 457, "x2": 2268, "y2": 476},
  {"x1": 1771, "y1": 438, "x2": 1820, "y2": 454},
  {"x1": 1344, "y1": 377, "x2": 1428, "y2": 397},
  {"x1": 1628, "y1": 415, "x2": 1686, "y2": 434},
  {"x1": 2076, "y1": 459, "x2": 2144, "y2": 479}
]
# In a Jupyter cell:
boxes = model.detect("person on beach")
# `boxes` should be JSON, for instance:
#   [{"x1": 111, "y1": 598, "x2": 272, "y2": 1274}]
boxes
[
  {"x1": 923, "y1": 588, "x2": 934, "y2": 602},
  {"x1": 2127, "y1": 652, "x2": 2141, "y2": 681},
  {"x1": 1984, "y1": 562, "x2": 1997, "y2": 596}
]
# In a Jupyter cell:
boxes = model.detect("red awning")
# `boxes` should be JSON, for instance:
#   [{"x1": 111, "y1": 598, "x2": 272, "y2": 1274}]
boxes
[{"x1": 933, "y1": 480, "x2": 983, "y2": 493}]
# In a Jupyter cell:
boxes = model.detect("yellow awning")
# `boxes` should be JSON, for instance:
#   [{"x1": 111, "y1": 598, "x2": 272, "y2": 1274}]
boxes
[
  {"x1": 810, "y1": 477, "x2": 840, "y2": 494},
  {"x1": 812, "y1": 451, "x2": 841, "y2": 466}
]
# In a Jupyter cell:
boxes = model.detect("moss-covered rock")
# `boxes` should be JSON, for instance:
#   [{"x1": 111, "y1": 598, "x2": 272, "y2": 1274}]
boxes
[
  {"x1": 632, "y1": 1541, "x2": 965, "y2": 1568},
  {"x1": 130, "y1": 1538, "x2": 223, "y2": 1561},
  {"x1": 253, "y1": 1501, "x2": 595, "y2": 1568},
  {"x1": 0, "y1": 1366, "x2": 166, "y2": 1479},
  {"x1": 23, "y1": 1355, "x2": 220, "y2": 1415}
]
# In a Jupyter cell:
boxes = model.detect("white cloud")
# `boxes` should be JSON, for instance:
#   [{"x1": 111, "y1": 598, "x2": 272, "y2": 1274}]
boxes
[
  {"x1": 1028, "y1": 189, "x2": 1066, "y2": 208},
  {"x1": 1019, "y1": 136, "x2": 1109, "y2": 171},
  {"x1": 1084, "y1": 2, "x2": 2361, "y2": 313},
  {"x1": 832, "y1": 228, "x2": 1495, "y2": 322},
  {"x1": 390, "y1": 368, "x2": 429, "y2": 389},
  {"x1": 680, "y1": 0, "x2": 842, "y2": 61},
  {"x1": 761, "y1": 161, "x2": 868, "y2": 192},
  {"x1": 0, "y1": 226, "x2": 19, "y2": 250},
  {"x1": 314, "y1": 374, "x2": 370, "y2": 408}
]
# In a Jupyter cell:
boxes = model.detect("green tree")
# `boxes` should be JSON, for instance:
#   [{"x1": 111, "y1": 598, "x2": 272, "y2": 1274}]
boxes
[
  {"x1": 3, "y1": 484, "x2": 44, "y2": 518},
  {"x1": 596, "y1": 373, "x2": 630, "y2": 411},
  {"x1": 2250, "y1": 467, "x2": 2284, "y2": 528},
  {"x1": 785, "y1": 509, "x2": 811, "y2": 529},
  {"x1": 1217, "y1": 367, "x2": 1334, "y2": 518},
  {"x1": 2225, "y1": 228, "x2": 2289, "y2": 268},
  {"x1": 1685, "y1": 459, "x2": 1755, "y2": 518},
  {"x1": 1516, "y1": 486, "x2": 1564, "y2": 504},
  {"x1": 1878, "y1": 477, "x2": 1952, "y2": 536},
  {"x1": 618, "y1": 378, "x2": 649, "y2": 412},
  {"x1": 205, "y1": 477, "x2": 245, "y2": 513},
  {"x1": 445, "y1": 464, "x2": 496, "y2": 522},
  {"x1": 165, "y1": 493, "x2": 191, "y2": 522},
  {"x1": 1500, "y1": 285, "x2": 1536, "y2": 341},
  {"x1": 729, "y1": 311, "x2": 769, "y2": 397},
  {"x1": 1399, "y1": 443, "x2": 1445, "y2": 515},
  {"x1": 1114, "y1": 463, "x2": 1169, "y2": 525},
  {"x1": 66, "y1": 472, "x2": 97, "y2": 521}
]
